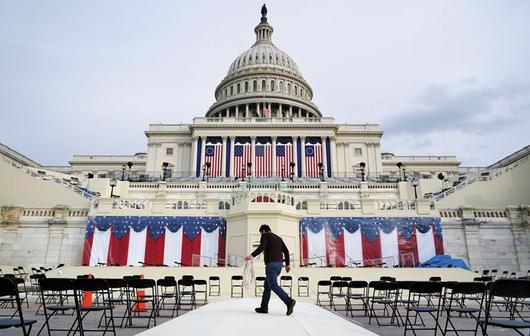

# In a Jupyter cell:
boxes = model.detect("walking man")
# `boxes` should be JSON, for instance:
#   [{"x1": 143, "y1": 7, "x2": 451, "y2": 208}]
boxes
[{"x1": 245, "y1": 224, "x2": 296, "y2": 315}]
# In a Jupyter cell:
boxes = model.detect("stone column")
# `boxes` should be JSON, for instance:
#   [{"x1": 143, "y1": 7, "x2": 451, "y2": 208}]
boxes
[
  {"x1": 463, "y1": 222, "x2": 481, "y2": 269},
  {"x1": 279, "y1": 104, "x2": 283, "y2": 118},
  {"x1": 225, "y1": 108, "x2": 229, "y2": 118},
  {"x1": 230, "y1": 136, "x2": 235, "y2": 178},
  {"x1": 235, "y1": 105, "x2": 239, "y2": 118},
  {"x1": 245, "y1": 104, "x2": 249, "y2": 118},
  {"x1": 292, "y1": 136, "x2": 298, "y2": 178},
  {"x1": 191, "y1": 137, "x2": 198, "y2": 177},
  {"x1": 257, "y1": 103, "x2": 261, "y2": 117},
  {"x1": 289, "y1": 105, "x2": 293, "y2": 118},
  {"x1": 272, "y1": 137, "x2": 277, "y2": 177},
  {"x1": 200, "y1": 136, "x2": 206, "y2": 172},
  {"x1": 321, "y1": 137, "x2": 327, "y2": 177},
  {"x1": 330, "y1": 136, "x2": 337, "y2": 177},
  {"x1": 300, "y1": 136, "x2": 306, "y2": 177},
  {"x1": 250, "y1": 136, "x2": 256, "y2": 176},
  {"x1": 221, "y1": 136, "x2": 227, "y2": 177}
]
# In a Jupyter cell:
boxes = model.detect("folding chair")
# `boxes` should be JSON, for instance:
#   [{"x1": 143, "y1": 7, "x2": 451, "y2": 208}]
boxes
[
  {"x1": 156, "y1": 278, "x2": 178, "y2": 317},
  {"x1": 231, "y1": 276, "x2": 244, "y2": 298},
  {"x1": 181, "y1": 275, "x2": 194, "y2": 281},
  {"x1": 297, "y1": 277, "x2": 309, "y2": 297},
  {"x1": 368, "y1": 280, "x2": 400, "y2": 326},
  {"x1": 479, "y1": 279, "x2": 530, "y2": 336},
  {"x1": 316, "y1": 280, "x2": 332, "y2": 307},
  {"x1": 490, "y1": 269, "x2": 498, "y2": 279},
  {"x1": 403, "y1": 281, "x2": 443, "y2": 335},
  {"x1": 123, "y1": 278, "x2": 157, "y2": 328},
  {"x1": 75, "y1": 278, "x2": 116, "y2": 336},
  {"x1": 443, "y1": 281, "x2": 485, "y2": 335},
  {"x1": 280, "y1": 276, "x2": 293, "y2": 297},
  {"x1": 0, "y1": 277, "x2": 37, "y2": 336},
  {"x1": 177, "y1": 279, "x2": 195, "y2": 312},
  {"x1": 330, "y1": 281, "x2": 348, "y2": 311},
  {"x1": 255, "y1": 277, "x2": 265, "y2": 297},
  {"x1": 341, "y1": 276, "x2": 352, "y2": 282},
  {"x1": 193, "y1": 280, "x2": 208, "y2": 305},
  {"x1": 3, "y1": 275, "x2": 29, "y2": 308},
  {"x1": 346, "y1": 281, "x2": 368, "y2": 317},
  {"x1": 208, "y1": 276, "x2": 221, "y2": 297},
  {"x1": 330, "y1": 276, "x2": 342, "y2": 283},
  {"x1": 37, "y1": 278, "x2": 82, "y2": 336}
]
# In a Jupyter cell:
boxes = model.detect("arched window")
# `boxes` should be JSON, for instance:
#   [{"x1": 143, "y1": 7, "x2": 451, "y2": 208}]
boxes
[
  {"x1": 237, "y1": 83, "x2": 241, "y2": 94},
  {"x1": 224, "y1": 88, "x2": 227, "y2": 98},
  {"x1": 279, "y1": 81, "x2": 284, "y2": 92},
  {"x1": 294, "y1": 86, "x2": 298, "y2": 95},
  {"x1": 262, "y1": 80, "x2": 266, "y2": 91},
  {"x1": 218, "y1": 201, "x2": 224, "y2": 210},
  {"x1": 230, "y1": 86, "x2": 233, "y2": 96},
  {"x1": 287, "y1": 83, "x2": 291, "y2": 93},
  {"x1": 225, "y1": 202, "x2": 231, "y2": 210},
  {"x1": 245, "y1": 82, "x2": 249, "y2": 92},
  {"x1": 253, "y1": 80, "x2": 257, "y2": 91},
  {"x1": 271, "y1": 80, "x2": 275, "y2": 91},
  {"x1": 302, "y1": 201, "x2": 308, "y2": 210},
  {"x1": 177, "y1": 201, "x2": 183, "y2": 209}
]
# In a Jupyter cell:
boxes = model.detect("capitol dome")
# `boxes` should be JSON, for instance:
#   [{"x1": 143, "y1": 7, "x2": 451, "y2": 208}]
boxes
[{"x1": 206, "y1": 5, "x2": 321, "y2": 118}]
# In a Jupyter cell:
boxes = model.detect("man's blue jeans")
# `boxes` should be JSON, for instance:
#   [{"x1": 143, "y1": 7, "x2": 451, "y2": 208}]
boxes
[{"x1": 260, "y1": 261, "x2": 290, "y2": 308}]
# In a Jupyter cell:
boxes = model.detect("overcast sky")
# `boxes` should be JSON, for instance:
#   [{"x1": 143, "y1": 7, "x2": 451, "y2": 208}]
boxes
[{"x1": 1, "y1": 1, "x2": 529, "y2": 167}]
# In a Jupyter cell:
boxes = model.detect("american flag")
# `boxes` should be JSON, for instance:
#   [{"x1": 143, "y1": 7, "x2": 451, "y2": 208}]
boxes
[
  {"x1": 276, "y1": 141, "x2": 293, "y2": 178},
  {"x1": 234, "y1": 141, "x2": 251, "y2": 178},
  {"x1": 205, "y1": 141, "x2": 223, "y2": 177},
  {"x1": 255, "y1": 141, "x2": 272, "y2": 177},
  {"x1": 305, "y1": 141, "x2": 322, "y2": 178}
]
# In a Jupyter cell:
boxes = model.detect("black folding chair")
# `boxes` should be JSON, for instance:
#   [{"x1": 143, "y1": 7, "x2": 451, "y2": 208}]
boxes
[
  {"x1": 368, "y1": 280, "x2": 400, "y2": 326},
  {"x1": 297, "y1": 277, "x2": 309, "y2": 297},
  {"x1": 479, "y1": 279, "x2": 530, "y2": 336},
  {"x1": 330, "y1": 281, "x2": 348, "y2": 311},
  {"x1": 193, "y1": 280, "x2": 208, "y2": 305},
  {"x1": 123, "y1": 278, "x2": 157, "y2": 328},
  {"x1": 3, "y1": 275, "x2": 29, "y2": 308},
  {"x1": 231, "y1": 276, "x2": 243, "y2": 298},
  {"x1": 0, "y1": 277, "x2": 36, "y2": 336},
  {"x1": 316, "y1": 280, "x2": 332, "y2": 307},
  {"x1": 177, "y1": 279, "x2": 195, "y2": 312},
  {"x1": 346, "y1": 281, "x2": 368, "y2": 317},
  {"x1": 403, "y1": 281, "x2": 443, "y2": 335},
  {"x1": 443, "y1": 281, "x2": 485, "y2": 335},
  {"x1": 38, "y1": 278, "x2": 82, "y2": 336},
  {"x1": 255, "y1": 277, "x2": 265, "y2": 297},
  {"x1": 208, "y1": 276, "x2": 220, "y2": 297},
  {"x1": 75, "y1": 278, "x2": 116, "y2": 336},
  {"x1": 280, "y1": 276, "x2": 293, "y2": 297},
  {"x1": 156, "y1": 278, "x2": 178, "y2": 318}
]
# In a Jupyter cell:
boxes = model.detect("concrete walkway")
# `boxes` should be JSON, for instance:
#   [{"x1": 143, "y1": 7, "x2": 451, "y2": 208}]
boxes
[{"x1": 138, "y1": 298, "x2": 378, "y2": 336}]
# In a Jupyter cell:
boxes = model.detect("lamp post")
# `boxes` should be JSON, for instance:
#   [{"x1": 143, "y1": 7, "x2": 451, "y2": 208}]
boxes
[
  {"x1": 412, "y1": 177, "x2": 419, "y2": 199},
  {"x1": 121, "y1": 164, "x2": 126, "y2": 181},
  {"x1": 289, "y1": 162, "x2": 296, "y2": 181},
  {"x1": 162, "y1": 162, "x2": 169, "y2": 181},
  {"x1": 109, "y1": 178, "x2": 117, "y2": 198},
  {"x1": 241, "y1": 165, "x2": 246, "y2": 182},
  {"x1": 127, "y1": 161, "x2": 133, "y2": 181},
  {"x1": 281, "y1": 164, "x2": 285, "y2": 182},
  {"x1": 359, "y1": 162, "x2": 366, "y2": 182},
  {"x1": 402, "y1": 164, "x2": 408, "y2": 182},
  {"x1": 247, "y1": 162, "x2": 252, "y2": 182},
  {"x1": 201, "y1": 162, "x2": 211, "y2": 182},
  {"x1": 396, "y1": 162, "x2": 403, "y2": 182},
  {"x1": 317, "y1": 162, "x2": 325, "y2": 182}
]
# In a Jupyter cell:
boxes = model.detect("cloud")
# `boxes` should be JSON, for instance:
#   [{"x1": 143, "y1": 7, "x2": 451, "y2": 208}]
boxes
[{"x1": 383, "y1": 79, "x2": 530, "y2": 135}]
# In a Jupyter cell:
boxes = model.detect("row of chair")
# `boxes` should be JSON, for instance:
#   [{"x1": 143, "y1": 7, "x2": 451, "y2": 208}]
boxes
[
  {"x1": 478, "y1": 268, "x2": 530, "y2": 279},
  {"x1": 316, "y1": 276, "x2": 530, "y2": 336}
]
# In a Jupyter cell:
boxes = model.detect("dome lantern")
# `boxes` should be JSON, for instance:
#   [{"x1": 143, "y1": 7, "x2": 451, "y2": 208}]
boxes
[{"x1": 254, "y1": 4, "x2": 273, "y2": 44}]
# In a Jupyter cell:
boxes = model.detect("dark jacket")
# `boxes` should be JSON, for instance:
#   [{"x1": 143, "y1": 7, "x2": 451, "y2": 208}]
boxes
[{"x1": 251, "y1": 232, "x2": 290, "y2": 266}]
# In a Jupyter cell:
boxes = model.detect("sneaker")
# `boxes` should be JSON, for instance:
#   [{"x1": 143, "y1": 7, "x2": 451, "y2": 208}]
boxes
[
  {"x1": 286, "y1": 299, "x2": 296, "y2": 316},
  {"x1": 255, "y1": 307, "x2": 268, "y2": 314}
]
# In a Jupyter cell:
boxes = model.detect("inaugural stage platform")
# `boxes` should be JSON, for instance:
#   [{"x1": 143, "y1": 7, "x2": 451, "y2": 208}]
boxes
[{"x1": 138, "y1": 298, "x2": 378, "y2": 336}]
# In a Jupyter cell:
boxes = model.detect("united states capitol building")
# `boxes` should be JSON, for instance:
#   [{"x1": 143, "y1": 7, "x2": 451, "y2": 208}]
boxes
[{"x1": 1, "y1": 6, "x2": 528, "y2": 272}]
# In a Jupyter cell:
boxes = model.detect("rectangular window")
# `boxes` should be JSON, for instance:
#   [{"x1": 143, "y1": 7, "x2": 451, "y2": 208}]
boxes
[
  {"x1": 166, "y1": 148, "x2": 174, "y2": 155},
  {"x1": 354, "y1": 148, "x2": 362, "y2": 156}
]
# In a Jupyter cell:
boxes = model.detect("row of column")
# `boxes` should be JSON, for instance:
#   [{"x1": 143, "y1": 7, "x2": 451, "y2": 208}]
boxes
[
  {"x1": 215, "y1": 102, "x2": 310, "y2": 119},
  {"x1": 191, "y1": 136, "x2": 332, "y2": 178}
]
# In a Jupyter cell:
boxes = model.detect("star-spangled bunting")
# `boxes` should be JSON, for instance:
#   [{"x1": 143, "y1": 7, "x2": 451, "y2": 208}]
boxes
[{"x1": 85, "y1": 216, "x2": 226, "y2": 241}]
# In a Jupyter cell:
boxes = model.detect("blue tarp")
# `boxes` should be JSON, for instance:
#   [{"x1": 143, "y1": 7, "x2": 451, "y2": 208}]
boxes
[{"x1": 417, "y1": 255, "x2": 469, "y2": 270}]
